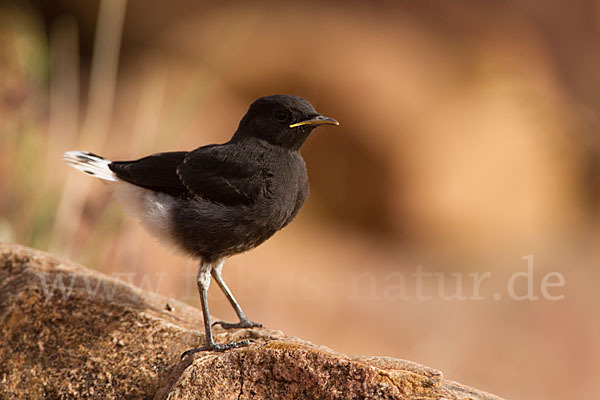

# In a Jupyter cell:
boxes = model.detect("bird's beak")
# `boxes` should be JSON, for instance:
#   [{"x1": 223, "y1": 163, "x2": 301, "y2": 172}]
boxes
[{"x1": 289, "y1": 115, "x2": 339, "y2": 128}]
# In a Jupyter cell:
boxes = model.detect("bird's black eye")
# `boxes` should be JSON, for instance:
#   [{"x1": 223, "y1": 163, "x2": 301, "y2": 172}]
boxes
[{"x1": 274, "y1": 110, "x2": 289, "y2": 122}]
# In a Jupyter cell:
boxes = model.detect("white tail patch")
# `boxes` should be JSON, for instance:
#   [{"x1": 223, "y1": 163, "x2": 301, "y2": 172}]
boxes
[
  {"x1": 63, "y1": 151, "x2": 117, "y2": 181},
  {"x1": 63, "y1": 150, "x2": 179, "y2": 251}
]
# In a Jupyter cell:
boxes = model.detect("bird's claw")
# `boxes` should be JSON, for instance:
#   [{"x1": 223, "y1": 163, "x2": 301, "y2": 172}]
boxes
[
  {"x1": 212, "y1": 319, "x2": 263, "y2": 330},
  {"x1": 180, "y1": 339, "x2": 254, "y2": 359}
]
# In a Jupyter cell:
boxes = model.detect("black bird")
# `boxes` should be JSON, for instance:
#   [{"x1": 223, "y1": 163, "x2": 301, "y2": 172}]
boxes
[{"x1": 63, "y1": 94, "x2": 338, "y2": 356}]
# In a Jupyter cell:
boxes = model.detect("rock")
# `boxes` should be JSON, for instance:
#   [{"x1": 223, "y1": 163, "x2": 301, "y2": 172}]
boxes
[{"x1": 0, "y1": 244, "x2": 503, "y2": 399}]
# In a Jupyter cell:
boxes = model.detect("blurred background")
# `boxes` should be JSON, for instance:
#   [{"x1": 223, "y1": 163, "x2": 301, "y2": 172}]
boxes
[{"x1": 1, "y1": 0, "x2": 599, "y2": 398}]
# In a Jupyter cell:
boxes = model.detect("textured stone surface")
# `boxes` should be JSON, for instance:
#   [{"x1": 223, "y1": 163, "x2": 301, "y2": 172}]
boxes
[{"x1": 0, "y1": 244, "x2": 503, "y2": 399}]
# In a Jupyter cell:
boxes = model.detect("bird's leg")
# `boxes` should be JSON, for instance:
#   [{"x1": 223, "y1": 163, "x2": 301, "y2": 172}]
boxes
[
  {"x1": 211, "y1": 261, "x2": 263, "y2": 330},
  {"x1": 181, "y1": 261, "x2": 253, "y2": 359}
]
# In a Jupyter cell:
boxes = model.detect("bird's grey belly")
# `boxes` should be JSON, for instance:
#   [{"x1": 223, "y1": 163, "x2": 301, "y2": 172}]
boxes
[
  {"x1": 109, "y1": 180, "x2": 283, "y2": 261},
  {"x1": 170, "y1": 191, "x2": 305, "y2": 262},
  {"x1": 110, "y1": 180, "x2": 180, "y2": 248}
]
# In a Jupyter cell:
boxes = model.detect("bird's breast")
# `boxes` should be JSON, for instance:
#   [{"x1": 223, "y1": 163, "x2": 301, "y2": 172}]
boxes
[{"x1": 260, "y1": 153, "x2": 308, "y2": 229}]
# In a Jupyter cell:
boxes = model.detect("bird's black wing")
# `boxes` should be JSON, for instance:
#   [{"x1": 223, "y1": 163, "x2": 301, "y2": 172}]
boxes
[
  {"x1": 109, "y1": 151, "x2": 189, "y2": 197},
  {"x1": 176, "y1": 144, "x2": 266, "y2": 205}
]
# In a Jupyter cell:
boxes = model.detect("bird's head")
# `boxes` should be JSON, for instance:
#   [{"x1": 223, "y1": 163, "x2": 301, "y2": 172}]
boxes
[{"x1": 232, "y1": 94, "x2": 339, "y2": 150}]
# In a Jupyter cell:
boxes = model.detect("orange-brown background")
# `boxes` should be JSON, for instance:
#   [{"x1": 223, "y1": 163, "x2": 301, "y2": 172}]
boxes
[{"x1": 1, "y1": 1, "x2": 599, "y2": 398}]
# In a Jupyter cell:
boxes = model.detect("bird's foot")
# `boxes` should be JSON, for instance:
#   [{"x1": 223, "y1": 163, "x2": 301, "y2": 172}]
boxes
[
  {"x1": 212, "y1": 318, "x2": 263, "y2": 330},
  {"x1": 180, "y1": 339, "x2": 254, "y2": 359}
]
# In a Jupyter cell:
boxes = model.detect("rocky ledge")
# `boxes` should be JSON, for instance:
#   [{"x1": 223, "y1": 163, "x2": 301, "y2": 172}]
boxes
[{"x1": 0, "y1": 244, "x2": 503, "y2": 399}]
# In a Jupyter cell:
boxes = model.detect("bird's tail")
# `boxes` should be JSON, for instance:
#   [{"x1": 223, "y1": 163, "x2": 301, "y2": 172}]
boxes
[{"x1": 63, "y1": 151, "x2": 117, "y2": 182}]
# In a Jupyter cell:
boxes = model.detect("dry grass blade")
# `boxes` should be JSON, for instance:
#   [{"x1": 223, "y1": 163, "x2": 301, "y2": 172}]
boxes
[{"x1": 51, "y1": 0, "x2": 127, "y2": 256}]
